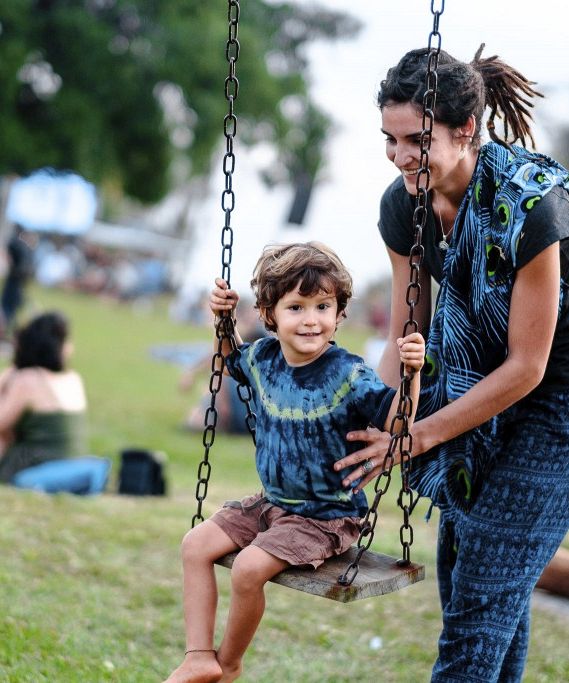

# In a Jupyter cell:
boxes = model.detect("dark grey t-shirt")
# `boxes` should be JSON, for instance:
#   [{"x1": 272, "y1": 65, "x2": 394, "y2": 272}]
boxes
[
  {"x1": 378, "y1": 176, "x2": 569, "y2": 392},
  {"x1": 378, "y1": 175, "x2": 445, "y2": 283}
]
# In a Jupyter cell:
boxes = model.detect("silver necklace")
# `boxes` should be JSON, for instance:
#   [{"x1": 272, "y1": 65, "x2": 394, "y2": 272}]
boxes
[{"x1": 436, "y1": 206, "x2": 452, "y2": 251}]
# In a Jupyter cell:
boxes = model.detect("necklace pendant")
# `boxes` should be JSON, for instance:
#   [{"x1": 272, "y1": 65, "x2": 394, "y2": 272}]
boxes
[{"x1": 438, "y1": 239, "x2": 449, "y2": 251}]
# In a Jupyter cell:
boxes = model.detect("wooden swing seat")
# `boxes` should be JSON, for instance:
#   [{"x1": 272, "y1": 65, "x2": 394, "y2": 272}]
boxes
[{"x1": 216, "y1": 546, "x2": 424, "y2": 603}]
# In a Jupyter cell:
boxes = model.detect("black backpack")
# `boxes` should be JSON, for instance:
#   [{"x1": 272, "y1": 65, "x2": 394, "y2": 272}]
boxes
[{"x1": 118, "y1": 449, "x2": 167, "y2": 496}]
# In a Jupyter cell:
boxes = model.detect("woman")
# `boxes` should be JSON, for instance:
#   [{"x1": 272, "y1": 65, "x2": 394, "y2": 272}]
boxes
[
  {"x1": 0, "y1": 311, "x2": 108, "y2": 493},
  {"x1": 335, "y1": 47, "x2": 569, "y2": 681}
]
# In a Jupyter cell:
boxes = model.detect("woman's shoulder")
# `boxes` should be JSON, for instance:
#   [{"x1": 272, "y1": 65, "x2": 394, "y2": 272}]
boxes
[
  {"x1": 25, "y1": 366, "x2": 82, "y2": 383},
  {"x1": 381, "y1": 175, "x2": 412, "y2": 206},
  {"x1": 54, "y1": 368, "x2": 87, "y2": 395},
  {"x1": 486, "y1": 142, "x2": 568, "y2": 186},
  {"x1": 28, "y1": 367, "x2": 87, "y2": 411},
  {"x1": 379, "y1": 175, "x2": 416, "y2": 251},
  {"x1": 5, "y1": 367, "x2": 38, "y2": 388},
  {"x1": 0, "y1": 368, "x2": 38, "y2": 407},
  {"x1": 60, "y1": 368, "x2": 84, "y2": 383}
]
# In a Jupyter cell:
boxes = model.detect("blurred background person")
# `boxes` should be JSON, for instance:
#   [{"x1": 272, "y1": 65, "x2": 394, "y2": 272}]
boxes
[
  {"x1": 0, "y1": 225, "x2": 36, "y2": 339},
  {"x1": 0, "y1": 311, "x2": 109, "y2": 493}
]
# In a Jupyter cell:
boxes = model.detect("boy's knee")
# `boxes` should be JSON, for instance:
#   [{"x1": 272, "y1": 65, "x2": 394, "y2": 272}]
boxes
[
  {"x1": 181, "y1": 528, "x2": 204, "y2": 564},
  {"x1": 231, "y1": 547, "x2": 271, "y2": 590}
]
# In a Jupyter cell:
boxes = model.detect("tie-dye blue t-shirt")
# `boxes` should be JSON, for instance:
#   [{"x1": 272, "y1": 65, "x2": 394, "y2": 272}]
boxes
[{"x1": 225, "y1": 337, "x2": 396, "y2": 520}]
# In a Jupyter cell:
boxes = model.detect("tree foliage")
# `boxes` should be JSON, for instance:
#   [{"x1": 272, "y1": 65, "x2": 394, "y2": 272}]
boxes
[{"x1": 0, "y1": 0, "x2": 360, "y2": 203}]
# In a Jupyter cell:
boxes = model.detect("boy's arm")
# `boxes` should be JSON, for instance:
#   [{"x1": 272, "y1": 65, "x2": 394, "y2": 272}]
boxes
[{"x1": 382, "y1": 332, "x2": 424, "y2": 430}]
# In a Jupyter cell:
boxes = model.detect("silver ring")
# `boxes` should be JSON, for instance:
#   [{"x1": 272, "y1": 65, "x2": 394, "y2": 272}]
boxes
[{"x1": 361, "y1": 459, "x2": 374, "y2": 475}]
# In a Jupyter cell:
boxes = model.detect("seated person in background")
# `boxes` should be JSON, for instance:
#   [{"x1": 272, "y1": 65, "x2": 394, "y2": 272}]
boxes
[{"x1": 0, "y1": 311, "x2": 109, "y2": 493}]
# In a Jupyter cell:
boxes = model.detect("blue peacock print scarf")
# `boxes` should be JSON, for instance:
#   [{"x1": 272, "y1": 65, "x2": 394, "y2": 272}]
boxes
[{"x1": 412, "y1": 141, "x2": 569, "y2": 515}]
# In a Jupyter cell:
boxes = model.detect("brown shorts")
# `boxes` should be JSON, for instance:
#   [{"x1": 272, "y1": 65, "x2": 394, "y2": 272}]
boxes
[{"x1": 210, "y1": 492, "x2": 361, "y2": 569}]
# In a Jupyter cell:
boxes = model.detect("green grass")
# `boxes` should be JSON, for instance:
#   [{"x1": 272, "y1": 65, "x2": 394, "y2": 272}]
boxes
[{"x1": 1, "y1": 287, "x2": 568, "y2": 682}]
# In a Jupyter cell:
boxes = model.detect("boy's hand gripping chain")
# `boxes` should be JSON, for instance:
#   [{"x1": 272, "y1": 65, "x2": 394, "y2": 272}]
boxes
[
  {"x1": 193, "y1": 1, "x2": 256, "y2": 528},
  {"x1": 338, "y1": 0, "x2": 445, "y2": 585}
]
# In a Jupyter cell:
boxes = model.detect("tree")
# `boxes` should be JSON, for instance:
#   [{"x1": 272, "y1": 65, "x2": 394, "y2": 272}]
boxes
[{"x1": 0, "y1": 0, "x2": 360, "y2": 204}]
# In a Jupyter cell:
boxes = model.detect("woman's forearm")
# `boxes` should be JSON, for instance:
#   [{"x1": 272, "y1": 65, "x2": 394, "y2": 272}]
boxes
[
  {"x1": 412, "y1": 354, "x2": 543, "y2": 455},
  {"x1": 338, "y1": 353, "x2": 544, "y2": 491}
]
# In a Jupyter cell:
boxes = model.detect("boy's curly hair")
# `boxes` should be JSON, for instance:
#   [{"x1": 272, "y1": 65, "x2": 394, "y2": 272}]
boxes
[{"x1": 251, "y1": 241, "x2": 353, "y2": 333}]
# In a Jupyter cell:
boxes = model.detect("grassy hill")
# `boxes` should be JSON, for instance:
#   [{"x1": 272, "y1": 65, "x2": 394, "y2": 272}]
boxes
[{"x1": 1, "y1": 287, "x2": 568, "y2": 682}]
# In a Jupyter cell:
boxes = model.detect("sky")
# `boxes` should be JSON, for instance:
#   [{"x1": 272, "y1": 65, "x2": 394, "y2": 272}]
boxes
[{"x1": 181, "y1": 0, "x2": 569, "y2": 301}]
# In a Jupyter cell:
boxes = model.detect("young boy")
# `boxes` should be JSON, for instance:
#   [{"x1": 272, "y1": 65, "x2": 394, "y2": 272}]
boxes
[{"x1": 164, "y1": 242, "x2": 424, "y2": 683}]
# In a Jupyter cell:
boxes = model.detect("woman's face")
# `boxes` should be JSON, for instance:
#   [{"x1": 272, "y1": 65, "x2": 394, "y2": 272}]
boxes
[{"x1": 381, "y1": 101, "x2": 468, "y2": 195}]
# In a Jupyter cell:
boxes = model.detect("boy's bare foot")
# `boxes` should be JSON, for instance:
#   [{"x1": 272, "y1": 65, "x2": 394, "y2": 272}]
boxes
[
  {"x1": 163, "y1": 651, "x2": 222, "y2": 683},
  {"x1": 217, "y1": 655, "x2": 242, "y2": 683}
]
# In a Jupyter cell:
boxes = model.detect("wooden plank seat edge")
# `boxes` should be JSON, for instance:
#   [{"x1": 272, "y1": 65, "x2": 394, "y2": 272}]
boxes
[{"x1": 215, "y1": 546, "x2": 425, "y2": 603}]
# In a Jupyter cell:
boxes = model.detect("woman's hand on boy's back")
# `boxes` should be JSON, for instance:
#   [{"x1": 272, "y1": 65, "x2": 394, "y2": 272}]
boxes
[
  {"x1": 335, "y1": 332, "x2": 425, "y2": 491},
  {"x1": 209, "y1": 278, "x2": 239, "y2": 317}
]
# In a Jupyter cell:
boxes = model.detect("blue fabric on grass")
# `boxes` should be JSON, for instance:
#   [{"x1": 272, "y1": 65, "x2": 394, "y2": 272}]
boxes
[{"x1": 12, "y1": 456, "x2": 111, "y2": 495}]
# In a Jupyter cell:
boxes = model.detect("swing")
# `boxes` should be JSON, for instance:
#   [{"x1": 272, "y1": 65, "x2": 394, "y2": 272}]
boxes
[{"x1": 192, "y1": 0, "x2": 445, "y2": 603}]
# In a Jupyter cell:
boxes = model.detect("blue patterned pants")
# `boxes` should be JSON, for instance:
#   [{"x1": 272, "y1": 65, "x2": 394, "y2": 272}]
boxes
[{"x1": 431, "y1": 392, "x2": 569, "y2": 682}]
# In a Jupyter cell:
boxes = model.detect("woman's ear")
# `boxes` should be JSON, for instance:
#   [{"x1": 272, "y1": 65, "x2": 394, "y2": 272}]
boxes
[{"x1": 458, "y1": 114, "x2": 476, "y2": 140}]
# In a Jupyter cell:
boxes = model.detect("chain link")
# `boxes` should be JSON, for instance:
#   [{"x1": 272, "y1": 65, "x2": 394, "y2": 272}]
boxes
[
  {"x1": 339, "y1": 2, "x2": 444, "y2": 585},
  {"x1": 192, "y1": 319, "x2": 229, "y2": 527},
  {"x1": 193, "y1": 1, "x2": 257, "y2": 528}
]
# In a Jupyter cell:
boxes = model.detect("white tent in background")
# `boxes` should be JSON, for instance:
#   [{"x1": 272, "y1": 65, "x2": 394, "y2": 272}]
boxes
[{"x1": 6, "y1": 169, "x2": 97, "y2": 235}]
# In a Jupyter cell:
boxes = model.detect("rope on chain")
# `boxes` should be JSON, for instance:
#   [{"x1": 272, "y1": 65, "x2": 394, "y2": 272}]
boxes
[
  {"x1": 338, "y1": 0, "x2": 445, "y2": 585},
  {"x1": 192, "y1": 0, "x2": 256, "y2": 529}
]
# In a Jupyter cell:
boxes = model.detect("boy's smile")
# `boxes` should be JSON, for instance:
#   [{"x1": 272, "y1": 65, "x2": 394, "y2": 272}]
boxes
[{"x1": 266, "y1": 283, "x2": 342, "y2": 366}]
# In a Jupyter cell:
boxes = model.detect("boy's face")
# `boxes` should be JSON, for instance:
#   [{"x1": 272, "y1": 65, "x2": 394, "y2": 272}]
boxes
[{"x1": 265, "y1": 282, "x2": 343, "y2": 366}]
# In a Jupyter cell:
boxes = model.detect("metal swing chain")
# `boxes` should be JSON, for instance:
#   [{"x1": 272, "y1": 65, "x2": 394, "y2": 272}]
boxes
[
  {"x1": 192, "y1": 0, "x2": 256, "y2": 528},
  {"x1": 339, "y1": 0, "x2": 445, "y2": 585}
]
